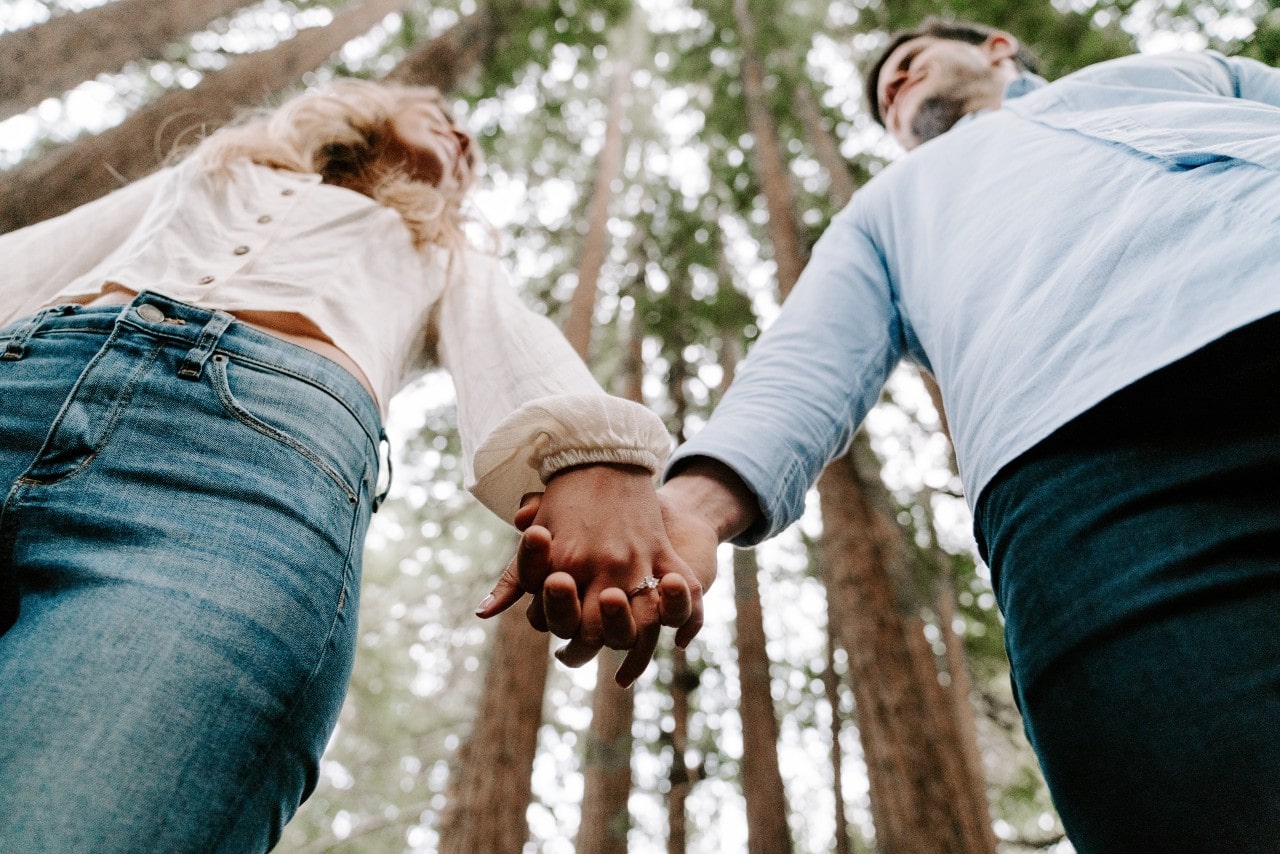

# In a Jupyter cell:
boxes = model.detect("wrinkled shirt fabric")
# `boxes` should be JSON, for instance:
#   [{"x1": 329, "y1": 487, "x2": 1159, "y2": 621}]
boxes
[
  {"x1": 0, "y1": 159, "x2": 671, "y2": 523},
  {"x1": 667, "y1": 50, "x2": 1280, "y2": 544}
]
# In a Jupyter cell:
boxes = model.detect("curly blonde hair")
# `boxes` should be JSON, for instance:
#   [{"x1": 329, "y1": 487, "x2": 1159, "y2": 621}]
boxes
[{"x1": 194, "y1": 79, "x2": 479, "y2": 248}]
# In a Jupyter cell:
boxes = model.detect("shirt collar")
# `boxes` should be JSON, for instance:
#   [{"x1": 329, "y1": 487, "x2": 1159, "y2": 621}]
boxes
[
  {"x1": 1004, "y1": 72, "x2": 1048, "y2": 101},
  {"x1": 953, "y1": 73, "x2": 1048, "y2": 130}
]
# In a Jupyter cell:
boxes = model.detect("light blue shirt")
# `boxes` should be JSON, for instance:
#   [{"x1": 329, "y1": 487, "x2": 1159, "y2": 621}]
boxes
[{"x1": 669, "y1": 50, "x2": 1280, "y2": 545}]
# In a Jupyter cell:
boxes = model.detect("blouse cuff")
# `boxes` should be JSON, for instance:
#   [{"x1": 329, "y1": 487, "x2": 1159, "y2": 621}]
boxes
[{"x1": 469, "y1": 393, "x2": 672, "y2": 524}]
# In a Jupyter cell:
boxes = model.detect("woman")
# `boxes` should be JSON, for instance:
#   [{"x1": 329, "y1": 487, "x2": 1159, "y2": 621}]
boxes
[{"x1": 0, "y1": 80, "x2": 689, "y2": 851}]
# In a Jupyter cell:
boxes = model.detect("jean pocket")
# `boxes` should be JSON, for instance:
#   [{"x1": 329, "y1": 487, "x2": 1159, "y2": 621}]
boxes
[{"x1": 207, "y1": 353, "x2": 369, "y2": 506}]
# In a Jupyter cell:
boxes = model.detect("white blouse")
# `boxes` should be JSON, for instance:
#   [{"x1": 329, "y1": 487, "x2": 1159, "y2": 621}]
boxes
[{"x1": 0, "y1": 159, "x2": 671, "y2": 523}]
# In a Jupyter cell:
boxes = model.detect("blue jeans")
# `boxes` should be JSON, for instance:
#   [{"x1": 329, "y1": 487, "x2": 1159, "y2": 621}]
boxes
[
  {"x1": 0, "y1": 293, "x2": 383, "y2": 852},
  {"x1": 976, "y1": 312, "x2": 1280, "y2": 852}
]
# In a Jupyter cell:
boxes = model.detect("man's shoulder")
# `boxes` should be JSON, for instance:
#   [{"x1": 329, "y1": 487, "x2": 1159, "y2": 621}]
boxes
[{"x1": 1039, "y1": 50, "x2": 1234, "y2": 99}]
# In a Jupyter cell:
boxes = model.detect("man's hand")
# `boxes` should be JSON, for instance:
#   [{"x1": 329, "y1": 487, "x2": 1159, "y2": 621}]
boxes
[{"x1": 474, "y1": 463, "x2": 712, "y2": 686}]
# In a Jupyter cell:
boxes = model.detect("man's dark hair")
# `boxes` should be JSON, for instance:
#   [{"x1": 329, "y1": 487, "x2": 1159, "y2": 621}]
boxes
[{"x1": 864, "y1": 18, "x2": 1041, "y2": 126}]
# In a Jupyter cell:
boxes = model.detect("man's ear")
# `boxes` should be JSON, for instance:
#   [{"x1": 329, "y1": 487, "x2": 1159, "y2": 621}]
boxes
[{"x1": 983, "y1": 32, "x2": 1019, "y2": 65}]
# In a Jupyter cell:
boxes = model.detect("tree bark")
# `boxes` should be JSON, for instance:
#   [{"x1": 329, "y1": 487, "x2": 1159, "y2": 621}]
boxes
[
  {"x1": 438, "y1": 608, "x2": 550, "y2": 853},
  {"x1": 817, "y1": 439, "x2": 993, "y2": 852},
  {"x1": 824, "y1": 610, "x2": 854, "y2": 854},
  {"x1": 731, "y1": 0, "x2": 805, "y2": 293},
  {"x1": 0, "y1": 0, "x2": 252, "y2": 122},
  {"x1": 1, "y1": 0, "x2": 417, "y2": 233},
  {"x1": 792, "y1": 80, "x2": 857, "y2": 209},
  {"x1": 560, "y1": 35, "x2": 632, "y2": 359},
  {"x1": 789, "y1": 51, "x2": 995, "y2": 851},
  {"x1": 733, "y1": 547, "x2": 794, "y2": 854},
  {"x1": 576, "y1": 653, "x2": 635, "y2": 854},
  {"x1": 666, "y1": 648, "x2": 695, "y2": 854},
  {"x1": 576, "y1": 232, "x2": 645, "y2": 854},
  {"x1": 385, "y1": 8, "x2": 498, "y2": 90}
]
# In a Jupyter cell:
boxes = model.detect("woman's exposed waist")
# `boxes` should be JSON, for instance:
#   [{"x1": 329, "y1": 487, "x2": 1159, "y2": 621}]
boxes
[{"x1": 81, "y1": 290, "x2": 378, "y2": 402}]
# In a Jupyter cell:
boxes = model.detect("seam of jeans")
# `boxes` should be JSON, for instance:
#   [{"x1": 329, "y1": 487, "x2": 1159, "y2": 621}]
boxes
[
  {"x1": 15, "y1": 329, "x2": 162, "y2": 488},
  {"x1": 205, "y1": 476, "x2": 365, "y2": 853},
  {"x1": 211, "y1": 350, "x2": 380, "y2": 456},
  {"x1": 208, "y1": 356, "x2": 360, "y2": 505}
]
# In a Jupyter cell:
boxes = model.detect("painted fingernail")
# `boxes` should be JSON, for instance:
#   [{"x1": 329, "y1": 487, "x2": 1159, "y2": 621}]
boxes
[{"x1": 474, "y1": 593, "x2": 495, "y2": 615}]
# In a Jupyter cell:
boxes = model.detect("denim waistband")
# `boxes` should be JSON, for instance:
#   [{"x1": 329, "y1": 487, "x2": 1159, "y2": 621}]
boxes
[{"x1": 3, "y1": 291, "x2": 384, "y2": 458}]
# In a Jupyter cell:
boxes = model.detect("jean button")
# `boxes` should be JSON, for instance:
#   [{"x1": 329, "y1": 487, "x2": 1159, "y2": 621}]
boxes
[{"x1": 137, "y1": 305, "x2": 165, "y2": 322}]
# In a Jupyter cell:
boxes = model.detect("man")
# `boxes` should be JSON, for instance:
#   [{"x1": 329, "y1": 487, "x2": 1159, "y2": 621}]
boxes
[{"x1": 481, "y1": 19, "x2": 1280, "y2": 850}]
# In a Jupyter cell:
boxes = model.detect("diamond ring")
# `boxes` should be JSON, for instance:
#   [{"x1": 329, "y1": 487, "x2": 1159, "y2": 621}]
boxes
[{"x1": 628, "y1": 576, "x2": 660, "y2": 597}]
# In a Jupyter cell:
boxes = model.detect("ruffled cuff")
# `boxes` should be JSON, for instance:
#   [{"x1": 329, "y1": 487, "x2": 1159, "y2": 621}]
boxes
[{"x1": 469, "y1": 393, "x2": 672, "y2": 524}]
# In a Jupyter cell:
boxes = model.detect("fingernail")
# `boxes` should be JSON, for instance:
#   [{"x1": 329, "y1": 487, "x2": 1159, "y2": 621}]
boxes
[{"x1": 474, "y1": 593, "x2": 495, "y2": 615}]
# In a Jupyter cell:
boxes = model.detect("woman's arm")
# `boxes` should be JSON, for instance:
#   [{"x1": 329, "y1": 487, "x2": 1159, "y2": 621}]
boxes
[
  {"x1": 0, "y1": 168, "x2": 167, "y2": 325},
  {"x1": 435, "y1": 250, "x2": 704, "y2": 684}
]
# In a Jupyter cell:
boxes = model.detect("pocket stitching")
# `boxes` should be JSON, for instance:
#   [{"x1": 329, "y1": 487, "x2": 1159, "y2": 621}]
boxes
[{"x1": 209, "y1": 354, "x2": 359, "y2": 505}]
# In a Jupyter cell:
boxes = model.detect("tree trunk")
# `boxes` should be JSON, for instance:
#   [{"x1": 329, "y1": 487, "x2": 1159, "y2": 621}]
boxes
[
  {"x1": 560, "y1": 30, "x2": 632, "y2": 359},
  {"x1": 385, "y1": 8, "x2": 499, "y2": 90},
  {"x1": 792, "y1": 80, "x2": 857, "y2": 209},
  {"x1": 733, "y1": 548, "x2": 793, "y2": 854},
  {"x1": 1, "y1": 0, "x2": 417, "y2": 233},
  {"x1": 787, "y1": 51, "x2": 995, "y2": 851},
  {"x1": 824, "y1": 608, "x2": 854, "y2": 854},
  {"x1": 666, "y1": 648, "x2": 696, "y2": 854},
  {"x1": 576, "y1": 215, "x2": 645, "y2": 854},
  {"x1": 0, "y1": 0, "x2": 252, "y2": 122},
  {"x1": 731, "y1": 0, "x2": 805, "y2": 293},
  {"x1": 576, "y1": 652, "x2": 634, "y2": 854},
  {"x1": 438, "y1": 607, "x2": 550, "y2": 853},
  {"x1": 817, "y1": 439, "x2": 993, "y2": 852}
]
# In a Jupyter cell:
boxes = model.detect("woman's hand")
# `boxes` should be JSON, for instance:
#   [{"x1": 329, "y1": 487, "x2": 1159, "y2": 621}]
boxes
[{"x1": 475, "y1": 463, "x2": 716, "y2": 686}]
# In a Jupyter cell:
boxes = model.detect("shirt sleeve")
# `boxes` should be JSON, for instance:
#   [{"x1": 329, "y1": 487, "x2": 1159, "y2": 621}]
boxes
[
  {"x1": 665, "y1": 205, "x2": 904, "y2": 546},
  {"x1": 434, "y1": 249, "x2": 672, "y2": 524},
  {"x1": 0, "y1": 168, "x2": 167, "y2": 326}
]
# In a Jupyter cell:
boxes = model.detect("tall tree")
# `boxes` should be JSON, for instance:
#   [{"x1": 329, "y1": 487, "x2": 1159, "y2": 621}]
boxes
[
  {"x1": 574, "y1": 45, "x2": 639, "y2": 853},
  {"x1": 0, "y1": 0, "x2": 417, "y2": 232},
  {"x1": 732, "y1": 545, "x2": 794, "y2": 854},
  {"x1": 0, "y1": 0, "x2": 252, "y2": 122},
  {"x1": 725, "y1": 0, "x2": 994, "y2": 847},
  {"x1": 794, "y1": 67, "x2": 997, "y2": 851},
  {"x1": 437, "y1": 607, "x2": 551, "y2": 853}
]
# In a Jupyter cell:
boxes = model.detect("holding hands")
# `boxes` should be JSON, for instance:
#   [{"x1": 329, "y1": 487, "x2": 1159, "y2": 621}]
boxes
[{"x1": 474, "y1": 459, "x2": 759, "y2": 687}]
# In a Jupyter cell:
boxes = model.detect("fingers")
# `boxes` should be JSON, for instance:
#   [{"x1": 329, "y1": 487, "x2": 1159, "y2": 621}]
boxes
[
  {"x1": 615, "y1": 628, "x2": 659, "y2": 687},
  {"x1": 476, "y1": 524, "x2": 554, "y2": 619},
  {"x1": 555, "y1": 630, "x2": 604, "y2": 668},
  {"x1": 514, "y1": 493, "x2": 542, "y2": 531},
  {"x1": 475, "y1": 550, "x2": 529, "y2": 619},
  {"x1": 600, "y1": 587, "x2": 637, "y2": 650},
  {"x1": 540, "y1": 572, "x2": 583, "y2": 639},
  {"x1": 657, "y1": 573, "x2": 692, "y2": 628}
]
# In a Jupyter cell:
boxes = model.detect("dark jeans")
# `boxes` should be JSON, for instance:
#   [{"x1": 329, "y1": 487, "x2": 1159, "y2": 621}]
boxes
[{"x1": 976, "y1": 312, "x2": 1280, "y2": 853}]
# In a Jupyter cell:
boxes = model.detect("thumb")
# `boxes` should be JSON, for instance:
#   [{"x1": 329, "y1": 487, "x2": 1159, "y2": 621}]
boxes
[{"x1": 475, "y1": 525, "x2": 552, "y2": 618}]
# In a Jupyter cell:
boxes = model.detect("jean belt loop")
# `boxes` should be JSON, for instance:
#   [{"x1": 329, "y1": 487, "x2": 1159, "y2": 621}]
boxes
[
  {"x1": 373, "y1": 428, "x2": 393, "y2": 512},
  {"x1": 178, "y1": 311, "x2": 236, "y2": 380},
  {"x1": 1, "y1": 304, "x2": 74, "y2": 361}
]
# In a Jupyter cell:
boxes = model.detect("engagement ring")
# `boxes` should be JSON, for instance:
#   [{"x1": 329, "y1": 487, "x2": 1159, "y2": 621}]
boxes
[{"x1": 628, "y1": 576, "x2": 660, "y2": 597}]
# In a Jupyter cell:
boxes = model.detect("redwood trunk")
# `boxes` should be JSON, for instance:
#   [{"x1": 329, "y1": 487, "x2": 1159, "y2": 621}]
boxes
[
  {"x1": 1, "y1": 0, "x2": 418, "y2": 232},
  {"x1": 0, "y1": 0, "x2": 252, "y2": 121},
  {"x1": 438, "y1": 608, "x2": 550, "y2": 853},
  {"x1": 817, "y1": 442, "x2": 993, "y2": 852},
  {"x1": 576, "y1": 649, "x2": 634, "y2": 854},
  {"x1": 733, "y1": 548, "x2": 793, "y2": 854}
]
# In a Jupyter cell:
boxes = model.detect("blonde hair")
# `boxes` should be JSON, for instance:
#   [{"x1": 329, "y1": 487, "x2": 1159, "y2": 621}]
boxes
[{"x1": 194, "y1": 79, "x2": 478, "y2": 248}]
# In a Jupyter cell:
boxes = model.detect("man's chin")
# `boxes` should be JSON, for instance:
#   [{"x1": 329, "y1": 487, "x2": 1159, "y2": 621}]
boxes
[{"x1": 909, "y1": 95, "x2": 969, "y2": 145}]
